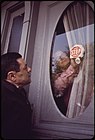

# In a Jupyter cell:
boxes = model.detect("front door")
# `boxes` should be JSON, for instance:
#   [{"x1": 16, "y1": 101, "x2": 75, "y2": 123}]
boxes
[{"x1": 29, "y1": 1, "x2": 94, "y2": 139}]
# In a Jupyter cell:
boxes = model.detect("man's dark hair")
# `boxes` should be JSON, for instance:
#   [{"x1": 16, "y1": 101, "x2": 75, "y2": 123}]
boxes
[{"x1": 1, "y1": 52, "x2": 22, "y2": 80}]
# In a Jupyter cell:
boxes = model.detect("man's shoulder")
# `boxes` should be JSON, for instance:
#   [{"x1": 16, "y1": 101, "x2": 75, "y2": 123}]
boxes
[
  {"x1": 2, "y1": 80, "x2": 14, "y2": 89},
  {"x1": 1, "y1": 80, "x2": 10, "y2": 91},
  {"x1": 1, "y1": 80, "x2": 18, "y2": 97}
]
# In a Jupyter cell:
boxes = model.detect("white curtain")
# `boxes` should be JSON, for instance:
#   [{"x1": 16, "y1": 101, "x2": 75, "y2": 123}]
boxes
[{"x1": 63, "y1": 2, "x2": 94, "y2": 118}]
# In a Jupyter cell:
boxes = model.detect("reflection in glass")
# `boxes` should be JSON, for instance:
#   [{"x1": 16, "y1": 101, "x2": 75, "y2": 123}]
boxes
[{"x1": 50, "y1": 2, "x2": 94, "y2": 118}]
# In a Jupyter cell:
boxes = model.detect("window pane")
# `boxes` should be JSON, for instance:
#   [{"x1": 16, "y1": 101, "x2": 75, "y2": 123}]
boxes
[
  {"x1": 50, "y1": 2, "x2": 94, "y2": 118},
  {"x1": 8, "y1": 13, "x2": 24, "y2": 52}
]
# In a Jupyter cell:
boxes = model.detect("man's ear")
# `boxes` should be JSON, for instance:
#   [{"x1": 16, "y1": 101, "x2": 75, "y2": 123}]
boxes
[{"x1": 7, "y1": 71, "x2": 16, "y2": 82}]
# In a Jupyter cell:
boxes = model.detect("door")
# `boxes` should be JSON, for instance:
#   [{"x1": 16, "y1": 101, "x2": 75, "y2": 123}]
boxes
[{"x1": 29, "y1": 1, "x2": 94, "y2": 139}]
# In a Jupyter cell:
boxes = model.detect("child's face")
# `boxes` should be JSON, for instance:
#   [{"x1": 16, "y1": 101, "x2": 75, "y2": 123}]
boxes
[{"x1": 57, "y1": 56, "x2": 70, "y2": 70}]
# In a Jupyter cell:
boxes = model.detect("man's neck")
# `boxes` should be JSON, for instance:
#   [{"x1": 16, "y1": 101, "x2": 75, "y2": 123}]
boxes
[{"x1": 6, "y1": 79, "x2": 19, "y2": 88}]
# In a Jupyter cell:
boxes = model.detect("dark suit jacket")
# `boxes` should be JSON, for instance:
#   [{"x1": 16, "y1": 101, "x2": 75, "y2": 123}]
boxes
[{"x1": 1, "y1": 80, "x2": 32, "y2": 139}]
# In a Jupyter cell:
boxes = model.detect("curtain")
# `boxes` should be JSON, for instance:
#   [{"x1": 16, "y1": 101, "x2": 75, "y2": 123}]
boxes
[{"x1": 63, "y1": 2, "x2": 94, "y2": 118}]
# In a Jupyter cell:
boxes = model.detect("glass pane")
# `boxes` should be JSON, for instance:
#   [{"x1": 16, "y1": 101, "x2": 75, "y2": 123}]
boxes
[
  {"x1": 50, "y1": 2, "x2": 94, "y2": 118},
  {"x1": 8, "y1": 13, "x2": 24, "y2": 52}
]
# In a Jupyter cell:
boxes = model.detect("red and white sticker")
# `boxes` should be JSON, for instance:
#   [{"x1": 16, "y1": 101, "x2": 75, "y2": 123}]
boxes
[{"x1": 70, "y1": 44, "x2": 84, "y2": 59}]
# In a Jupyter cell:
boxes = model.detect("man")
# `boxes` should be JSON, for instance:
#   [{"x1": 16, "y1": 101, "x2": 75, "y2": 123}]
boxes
[{"x1": 1, "y1": 52, "x2": 32, "y2": 139}]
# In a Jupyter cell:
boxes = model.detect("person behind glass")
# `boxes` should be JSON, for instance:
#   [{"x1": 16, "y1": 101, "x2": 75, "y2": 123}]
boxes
[
  {"x1": 53, "y1": 51, "x2": 80, "y2": 114},
  {"x1": 1, "y1": 52, "x2": 32, "y2": 139},
  {"x1": 54, "y1": 50, "x2": 84, "y2": 96}
]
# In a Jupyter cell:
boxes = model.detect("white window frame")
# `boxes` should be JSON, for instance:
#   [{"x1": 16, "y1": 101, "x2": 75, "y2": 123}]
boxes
[
  {"x1": 1, "y1": 1, "x2": 31, "y2": 59},
  {"x1": 4, "y1": 7, "x2": 24, "y2": 53}
]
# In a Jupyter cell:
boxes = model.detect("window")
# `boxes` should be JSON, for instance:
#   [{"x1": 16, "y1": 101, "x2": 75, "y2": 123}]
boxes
[
  {"x1": 8, "y1": 13, "x2": 24, "y2": 52},
  {"x1": 50, "y1": 1, "x2": 94, "y2": 118},
  {"x1": 1, "y1": 2, "x2": 25, "y2": 54}
]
